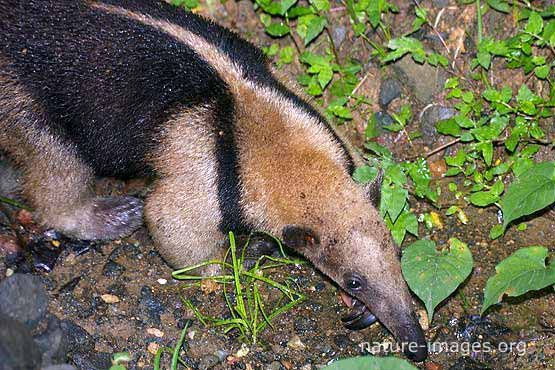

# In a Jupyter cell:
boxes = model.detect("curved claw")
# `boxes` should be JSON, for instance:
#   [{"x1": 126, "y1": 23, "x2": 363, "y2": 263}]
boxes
[{"x1": 341, "y1": 298, "x2": 377, "y2": 330}]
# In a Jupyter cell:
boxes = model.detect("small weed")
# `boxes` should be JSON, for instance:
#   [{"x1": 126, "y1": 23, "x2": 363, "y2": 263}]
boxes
[
  {"x1": 109, "y1": 352, "x2": 132, "y2": 370},
  {"x1": 154, "y1": 321, "x2": 192, "y2": 370},
  {"x1": 172, "y1": 232, "x2": 305, "y2": 345}
]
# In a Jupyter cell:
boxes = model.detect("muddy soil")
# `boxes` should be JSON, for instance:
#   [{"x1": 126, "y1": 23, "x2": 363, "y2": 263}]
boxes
[{"x1": 1, "y1": 0, "x2": 555, "y2": 369}]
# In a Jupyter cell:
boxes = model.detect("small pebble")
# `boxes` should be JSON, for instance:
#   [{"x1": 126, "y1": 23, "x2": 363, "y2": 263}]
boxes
[
  {"x1": 235, "y1": 343, "x2": 250, "y2": 357},
  {"x1": 418, "y1": 309, "x2": 429, "y2": 331},
  {"x1": 100, "y1": 294, "x2": 120, "y2": 304},
  {"x1": 157, "y1": 278, "x2": 167, "y2": 285},
  {"x1": 146, "y1": 328, "x2": 164, "y2": 337},
  {"x1": 281, "y1": 359, "x2": 293, "y2": 369},
  {"x1": 147, "y1": 342, "x2": 159, "y2": 355},
  {"x1": 5, "y1": 268, "x2": 13, "y2": 277},
  {"x1": 287, "y1": 335, "x2": 306, "y2": 350}
]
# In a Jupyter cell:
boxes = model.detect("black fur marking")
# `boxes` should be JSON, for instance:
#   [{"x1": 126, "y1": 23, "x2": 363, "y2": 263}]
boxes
[
  {"x1": 96, "y1": 0, "x2": 356, "y2": 174},
  {"x1": 212, "y1": 93, "x2": 252, "y2": 235}
]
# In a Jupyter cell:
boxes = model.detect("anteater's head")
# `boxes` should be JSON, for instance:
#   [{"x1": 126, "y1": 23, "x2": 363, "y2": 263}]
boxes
[
  {"x1": 277, "y1": 170, "x2": 427, "y2": 362},
  {"x1": 234, "y1": 84, "x2": 427, "y2": 360}
]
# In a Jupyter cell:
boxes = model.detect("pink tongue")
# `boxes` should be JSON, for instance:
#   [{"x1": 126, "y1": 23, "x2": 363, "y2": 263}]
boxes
[{"x1": 339, "y1": 290, "x2": 354, "y2": 308}]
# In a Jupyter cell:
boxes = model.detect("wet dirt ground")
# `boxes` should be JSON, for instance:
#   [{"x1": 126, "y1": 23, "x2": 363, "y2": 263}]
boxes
[{"x1": 1, "y1": 0, "x2": 555, "y2": 369}]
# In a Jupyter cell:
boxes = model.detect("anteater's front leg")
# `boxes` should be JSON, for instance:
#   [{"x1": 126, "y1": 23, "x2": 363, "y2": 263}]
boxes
[
  {"x1": 0, "y1": 66, "x2": 143, "y2": 240},
  {"x1": 144, "y1": 104, "x2": 228, "y2": 274}
]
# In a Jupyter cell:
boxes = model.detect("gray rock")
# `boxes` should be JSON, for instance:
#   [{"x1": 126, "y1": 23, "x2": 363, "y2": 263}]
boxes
[
  {"x1": 139, "y1": 286, "x2": 165, "y2": 325},
  {"x1": 70, "y1": 352, "x2": 112, "y2": 370},
  {"x1": 331, "y1": 26, "x2": 347, "y2": 48},
  {"x1": 102, "y1": 260, "x2": 125, "y2": 277},
  {"x1": 34, "y1": 316, "x2": 68, "y2": 366},
  {"x1": 393, "y1": 55, "x2": 448, "y2": 105},
  {"x1": 0, "y1": 314, "x2": 43, "y2": 370},
  {"x1": 379, "y1": 78, "x2": 402, "y2": 107},
  {"x1": 420, "y1": 106, "x2": 456, "y2": 144},
  {"x1": 373, "y1": 111, "x2": 395, "y2": 130},
  {"x1": 41, "y1": 366, "x2": 77, "y2": 370},
  {"x1": 0, "y1": 273, "x2": 48, "y2": 330},
  {"x1": 60, "y1": 320, "x2": 94, "y2": 353}
]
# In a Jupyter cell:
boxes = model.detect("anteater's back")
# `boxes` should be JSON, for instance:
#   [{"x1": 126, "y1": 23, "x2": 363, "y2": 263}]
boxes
[{"x1": 0, "y1": 0, "x2": 263, "y2": 176}]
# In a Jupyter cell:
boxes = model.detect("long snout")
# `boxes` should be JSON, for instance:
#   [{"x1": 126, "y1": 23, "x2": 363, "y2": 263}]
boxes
[{"x1": 358, "y1": 286, "x2": 428, "y2": 361}]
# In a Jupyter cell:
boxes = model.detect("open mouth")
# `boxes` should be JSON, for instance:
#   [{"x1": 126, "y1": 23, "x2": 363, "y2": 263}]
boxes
[{"x1": 339, "y1": 291, "x2": 377, "y2": 330}]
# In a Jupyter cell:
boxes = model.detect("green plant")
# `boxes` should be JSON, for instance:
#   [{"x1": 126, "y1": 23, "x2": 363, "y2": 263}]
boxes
[
  {"x1": 401, "y1": 238, "x2": 473, "y2": 322},
  {"x1": 322, "y1": 356, "x2": 418, "y2": 370},
  {"x1": 172, "y1": 232, "x2": 305, "y2": 345},
  {"x1": 154, "y1": 322, "x2": 191, "y2": 370},
  {"x1": 109, "y1": 352, "x2": 132, "y2": 370},
  {"x1": 481, "y1": 246, "x2": 555, "y2": 314}
]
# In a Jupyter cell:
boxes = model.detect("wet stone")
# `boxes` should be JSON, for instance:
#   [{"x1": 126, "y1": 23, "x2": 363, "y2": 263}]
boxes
[
  {"x1": 420, "y1": 106, "x2": 457, "y2": 145},
  {"x1": 314, "y1": 282, "x2": 326, "y2": 292},
  {"x1": 34, "y1": 315, "x2": 69, "y2": 366},
  {"x1": 331, "y1": 26, "x2": 347, "y2": 47},
  {"x1": 139, "y1": 286, "x2": 165, "y2": 325},
  {"x1": 70, "y1": 352, "x2": 112, "y2": 370},
  {"x1": 42, "y1": 366, "x2": 78, "y2": 370},
  {"x1": 333, "y1": 334, "x2": 350, "y2": 348},
  {"x1": 455, "y1": 315, "x2": 511, "y2": 343},
  {"x1": 0, "y1": 273, "x2": 48, "y2": 330},
  {"x1": 102, "y1": 260, "x2": 125, "y2": 277},
  {"x1": 379, "y1": 78, "x2": 402, "y2": 107},
  {"x1": 393, "y1": 55, "x2": 447, "y2": 105},
  {"x1": 60, "y1": 319, "x2": 94, "y2": 353},
  {"x1": 0, "y1": 314, "x2": 43, "y2": 370},
  {"x1": 373, "y1": 111, "x2": 394, "y2": 130}
]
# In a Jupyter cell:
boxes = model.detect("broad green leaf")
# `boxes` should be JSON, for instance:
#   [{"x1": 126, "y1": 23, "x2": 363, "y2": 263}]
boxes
[
  {"x1": 381, "y1": 185, "x2": 408, "y2": 222},
  {"x1": 469, "y1": 191, "x2": 499, "y2": 207},
  {"x1": 296, "y1": 15, "x2": 327, "y2": 45},
  {"x1": 487, "y1": 0, "x2": 510, "y2": 13},
  {"x1": 489, "y1": 224, "x2": 504, "y2": 240},
  {"x1": 436, "y1": 119, "x2": 461, "y2": 137},
  {"x1": 278, "y1": 46, "x2": 294, "y2": 64},
  {"x1": 309, "y1": 0, "x2": 329, "y2": 12},
  {"x1": 353, "y1": 166, "x2": 378, "y2": 184},
  {"x1": 388, "y1": 209, "x2": 418, "y2": 245},
  {"x1": 323, "y1": 356, "x2": 418, "y2": 370},
  {"x1": 265, "y1": 22, "x2": 290, "y2": 37},
  {"x1": 534, "y1": 65, "x2": 550, "y2": 79},
  {"x1": 402, "y1": 238, "x2": 473, "y2": 322},
  {"x1": 526, "y1": 12, "x2": 544, "y2": 35},
  {"x1": 501, "y1": 162, "x2": 555, "y2": 230},
  {"x1": 482, "y1": 246, "x2": 555, "y2": 314}
]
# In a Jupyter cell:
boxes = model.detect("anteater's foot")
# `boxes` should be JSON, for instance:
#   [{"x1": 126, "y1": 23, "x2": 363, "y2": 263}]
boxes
[{"x1": 59, "y1": 196, "x2": 144, "y2": 241}]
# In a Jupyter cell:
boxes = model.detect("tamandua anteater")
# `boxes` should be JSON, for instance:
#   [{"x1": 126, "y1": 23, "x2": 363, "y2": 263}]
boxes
[{"x1": 0, "y1": 0, "x2": 427, "y2": 361}]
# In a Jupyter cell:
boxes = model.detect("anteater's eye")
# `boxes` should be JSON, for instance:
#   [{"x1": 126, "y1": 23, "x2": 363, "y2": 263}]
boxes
[
  {"x1": 344, "y1": 274, "x2": 364, "y2": 292},
  {"x1": 347, "y1": 278, "x2": 362, "y2": 290}
]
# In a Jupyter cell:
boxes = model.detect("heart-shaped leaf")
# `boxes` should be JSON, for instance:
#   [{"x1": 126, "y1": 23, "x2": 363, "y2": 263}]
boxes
[
  {"x1": 482, "y1": 246, "x2": 555, "y2": 314},
  {"x1": 402, "y1": 238, "x2": 473, "y2": 322}
]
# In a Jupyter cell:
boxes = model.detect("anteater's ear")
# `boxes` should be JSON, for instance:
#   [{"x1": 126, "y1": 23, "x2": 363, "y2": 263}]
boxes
[
  {"x1": 281, "y1": 225, "x2": 319, "y2": 251},
  {"x1": 364, "y1": 168, "x2": 383, "y2": 208}
]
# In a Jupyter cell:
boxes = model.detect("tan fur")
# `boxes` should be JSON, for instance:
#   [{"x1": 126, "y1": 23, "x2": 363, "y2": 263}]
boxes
[
  {"x1": 144, "y1": 104, "x2": 226, "y2": 271},
  {"x1": 0, "y1": 59, "x2": 142, "y2": 240}
]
